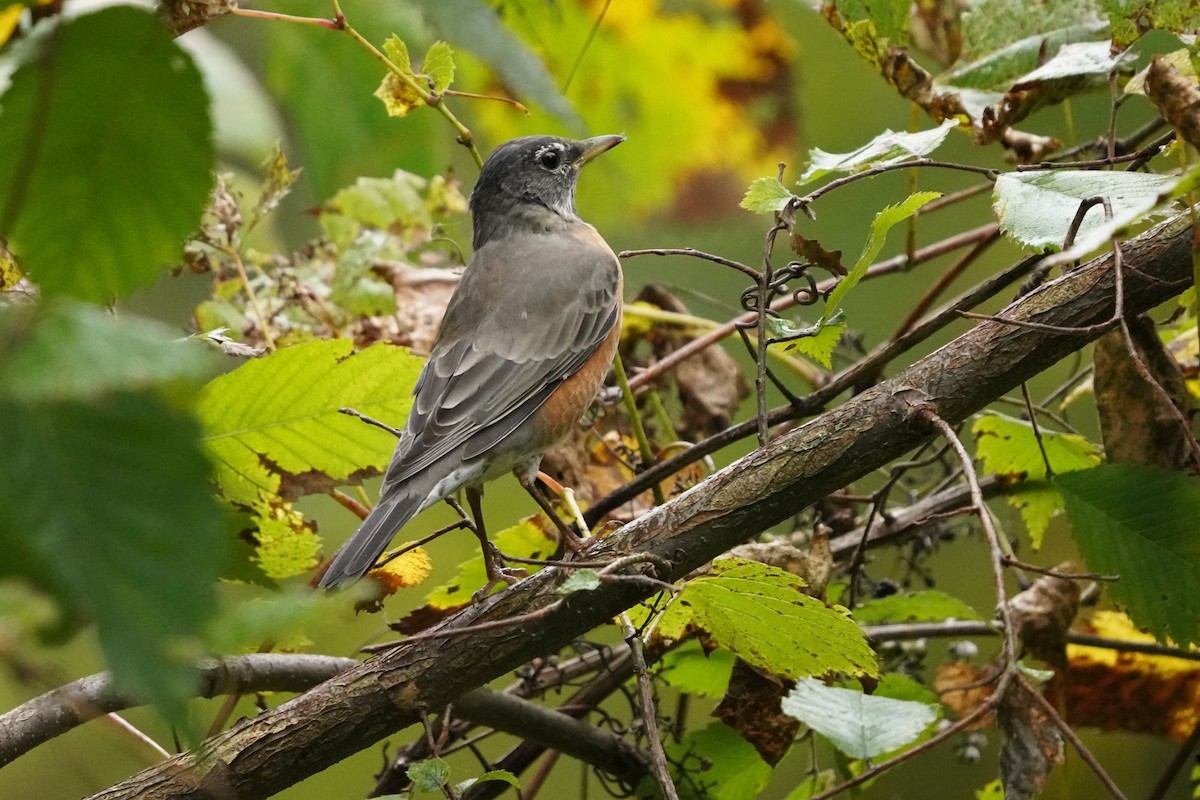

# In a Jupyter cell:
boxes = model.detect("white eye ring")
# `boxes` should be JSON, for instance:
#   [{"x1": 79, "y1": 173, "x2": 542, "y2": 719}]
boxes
[{"x1": 536, "y1": 145, "x2": 564, "y2": 170}]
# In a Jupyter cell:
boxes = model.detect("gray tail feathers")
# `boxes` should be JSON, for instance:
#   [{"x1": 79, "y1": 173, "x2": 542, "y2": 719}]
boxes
[{"x1": 318, "y1": 478, "x2": 431, "y2": 588}]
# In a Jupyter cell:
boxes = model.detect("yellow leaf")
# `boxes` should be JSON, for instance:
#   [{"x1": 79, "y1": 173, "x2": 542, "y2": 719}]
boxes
[
  {"x1": 0, "y1": 4, "x2": 22, "y2": 47},
  {"x1": 0, "y1": 240, "x2": 21, "y2": 290},
  {"x1": 368, "y1": 546, "x2": 433, "y2": 593},
  {"x1": 375, "y1": 73, "x2": 423, "y2": 117},
  {"x1": 254, "y1": 501, "x2": 321, "y2": 580},
  {"x1": 1066, "y1": 611, "x2": 1200, "y2": 741}
]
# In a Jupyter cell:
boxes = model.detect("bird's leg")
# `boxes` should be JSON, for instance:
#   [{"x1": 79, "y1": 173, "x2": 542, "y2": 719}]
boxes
[
  {"x1": 514, "y1": 464, "x2": 587, "y2": 554},
  {"x1": 464, "y1": 486, "x2": 525, "y2": 602}
]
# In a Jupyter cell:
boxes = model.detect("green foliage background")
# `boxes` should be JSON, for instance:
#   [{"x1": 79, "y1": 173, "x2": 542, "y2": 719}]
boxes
[{"x1": 2, "y1": 1, "x2": 1198, "y2": 798}]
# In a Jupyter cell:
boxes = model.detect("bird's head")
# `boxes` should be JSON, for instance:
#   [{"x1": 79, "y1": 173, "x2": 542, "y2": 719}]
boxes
[{"x1": 469, "y1": 134, "x2": 624, "y2": 240}]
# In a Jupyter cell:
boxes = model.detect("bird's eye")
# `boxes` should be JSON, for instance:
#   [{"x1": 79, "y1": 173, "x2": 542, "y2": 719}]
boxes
[{"x1": 538, "y1": 149, "x2": 562, "y2": 169}]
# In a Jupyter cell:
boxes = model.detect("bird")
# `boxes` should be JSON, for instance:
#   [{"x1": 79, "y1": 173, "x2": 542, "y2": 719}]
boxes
[{"x1": 318, "y1": 134, "x2": 625, "y2": 592}]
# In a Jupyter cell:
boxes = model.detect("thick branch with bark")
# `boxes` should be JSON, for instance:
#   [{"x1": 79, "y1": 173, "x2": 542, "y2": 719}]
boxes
[{"x1": 90, "y1": 215, "x2": 1194, "y2": 799}]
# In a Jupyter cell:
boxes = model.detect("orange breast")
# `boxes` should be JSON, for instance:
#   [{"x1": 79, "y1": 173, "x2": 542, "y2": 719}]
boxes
[{"x1": 531, "y1": 300, "x2": 623, "y2": 449}]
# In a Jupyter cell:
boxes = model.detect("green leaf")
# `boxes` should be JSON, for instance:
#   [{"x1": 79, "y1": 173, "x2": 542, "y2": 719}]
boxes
[
  {"x1": 781, "y1": 678, "x2": 938, "y2": 759},
  {"x1": 782, "y1": 771, "x2": 838, "y2": 800},
  {"x1": 1059, "y1": 464, "x2": 1200, "y2": 646},
  {"x1": 1012, "y1": 40, "x2": 1126, "y2": 84},
  {"x1": 854, "y1": 590, "x2": 982, "y2": 624},
  {"x1": 198, "y1": 339, "x2": 422, "y2": 507},
  {"x1": 953, "y1": 18, "x2": 1108, "y2": 76},
  {"x1": 992, "y1": 170, "x2": 1178, "y2": 252},
  {"x1": 0, "y1": 393, "x2": 224, "y2": 726},
  {"x1": 822, "y1": 191, "x2": 940, "y2": 322},
  {"x1": 798, "y1": 119, "x2": 958, "y2": 186},
  {"x1": 659, "y1": 639, "x2": 736, "y2": 698},
  {"x1": 1017, "y1": 660, "x2": 1055, "y2": 684},
  {"x1": 655, "y1": 558, "x2": 878, "y2": 679},
  {"x1": 382, "y1": 33, "x2": 413, "y2": 74},
  {"x1": 454, "y1": 770, "x2": 519, "y2": 793},
  {"x1": 1101, "y1": 0, "x2": 1200, "y2": 48},
  {"x1": 872, "y1": 672, "x2": 940, "y2": 705},
  {"x1": 740, "y1": 176, "x2": 794, "y2": 214},
  {"x1": 0, "y1": 5, "x2": 213, "y2": 302},
  {"x1": 556, "y1": 568, "x2": 601, "y2": 595},
  {"x1": 665, "y1": 721, "x2": 772, "y2": 800},
  {"x1": 781, "y1": 322, "x2": 846, "y2": 368},
  {"x1": 322, "y1": 173, "x2": 431, "y2": 245},
  {"x1": 252, "y1": 501, "x2": 322, "y2": 580},
  {"x1": 423, "y1": 41, "x2": 455, "y2": 93},
  {"x1": 408, "y1": 757, "x2": 451, "y2": 792},
  {"x1": 974, "y1": 413, "x2": 1101, "y2": 546},
  {"x1": 0, "y1": 302, "x2": 216, "y2": 403}
]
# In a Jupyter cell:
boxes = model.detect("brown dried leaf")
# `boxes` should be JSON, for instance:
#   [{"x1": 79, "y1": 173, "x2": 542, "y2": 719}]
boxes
[
  {"x1": 1008, "y1": 571, "x2": 1079, "y2": 669},
  {"x1": 727, "y1": 525, "x2": 833, "y2": 597},
  {"x1": 1094, "y1": 315, "x2": 1192, "y2": 471},
  {"x1": 1065, "y1": 611, "x2": 1200, "y2": 741},
  {"x1": 791, "y1": 232, "x2": 846, "y2": 277},
  {"x1": 160, "y1": 0, "x2": 230, "y2": 35},
  {"x1": 935, "y1": 661, "x2": 995, "y2": 730},
  {"x1": 378, "y1": 261, "x2": 461, "y2": 354},
  {"x1": 714, "y1": 660, "x2": 800, "y2": 766},
  {"x1": 1001, "y1": 129, "x2": 1063, "y2": 165},
  {"x1": 1147, "y1": 54, "x2": 1200, "y2": 153}
]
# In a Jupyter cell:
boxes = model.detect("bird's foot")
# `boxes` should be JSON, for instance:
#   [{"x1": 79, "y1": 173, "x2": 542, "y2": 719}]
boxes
[
  {"x1": 556, "y1": 527, "x2": 587, "y2": 556},
  {"x1": 471, "y1": 546, "x2": 527, "y2": 603}
]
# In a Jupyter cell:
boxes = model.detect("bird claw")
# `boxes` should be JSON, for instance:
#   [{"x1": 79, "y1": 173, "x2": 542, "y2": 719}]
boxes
[{"x1": 471, "y1": 550, "x2": 527, "y2": 603}]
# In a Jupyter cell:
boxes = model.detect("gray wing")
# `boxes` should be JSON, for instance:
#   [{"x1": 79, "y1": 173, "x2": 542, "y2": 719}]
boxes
[{"x1": 382, "y1": 225, "x2": 621, "y2": 489}]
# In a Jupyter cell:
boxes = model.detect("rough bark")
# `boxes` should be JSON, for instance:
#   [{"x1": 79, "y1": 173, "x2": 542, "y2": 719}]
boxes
[{"x1": 90, "y1": 215, "x2": 1195, "y2": 799}]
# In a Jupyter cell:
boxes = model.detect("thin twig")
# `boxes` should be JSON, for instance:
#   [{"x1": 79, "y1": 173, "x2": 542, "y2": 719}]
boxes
[
  {"x1": 362, "y1": 604, "x2": 561, "y2": 651},
  {"x1": 561, "y1": 0, "x2": 612, "y2": 92},
  {"x1": 1113, "y1": 239, "x2": 1200, "y2": 465},
  {"x1": 620, "y1": 612, "x2": 678, "y2": 800},
  {"x1": 922, "y1": 410, "x2": 1018, "y2": 668},
  {"x1": 619, "y1": 247, "x2": 762, "y2": 282},
  {"x1": 957, "y1": 309, "x2": 1119, "y2": 337},
  {"x1": 104, "y1": 713, "x2": 170, "y2": 761},
  {"x1": 226, "y1": 247, "x2": 276, "y2": 351},
  {"x1": 798, "y1": 158, "x2": 999, "y2": 209},
  {"x1": 339, "y1": 406, "x2": 403, "y2": 437},
  {"x1": 992, "y1": 394, "x2": 1080, "y2": 435},
  {"x1": 754, "y1": 209, "x2": 790, "y2": 445},
  {"x1": 1020, "y1": 381, "x2": 1055, "y2": 478},
  {"x1": 915, "y1": 183, "x2": 993, "y2": 215},
  {"x1": 999, "y1": 556, "x2": 1117, "y2": 582}
]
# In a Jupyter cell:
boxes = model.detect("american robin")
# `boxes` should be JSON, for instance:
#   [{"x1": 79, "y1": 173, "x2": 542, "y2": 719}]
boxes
[{"x1": 319, "y1": 134, "x2": 625, "y2": 591}]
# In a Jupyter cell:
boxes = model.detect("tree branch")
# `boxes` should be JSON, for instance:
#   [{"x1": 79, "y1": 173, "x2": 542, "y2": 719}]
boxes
[
  {"x1": 88, "y1": 214, "x2": 1195, "y2": 799},
  {"x1": 0, "y1": 655, "x2": 357, "y2": 767}
]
